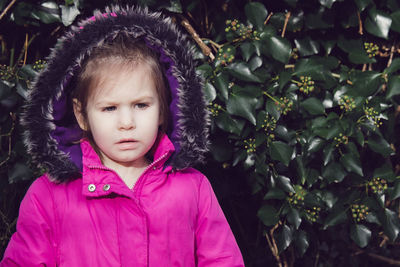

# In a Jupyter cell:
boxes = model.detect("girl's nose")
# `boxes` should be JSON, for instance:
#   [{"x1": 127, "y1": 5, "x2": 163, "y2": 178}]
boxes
[{"x1": 118, "y1": 111, "x2": 135, "y2": 130}]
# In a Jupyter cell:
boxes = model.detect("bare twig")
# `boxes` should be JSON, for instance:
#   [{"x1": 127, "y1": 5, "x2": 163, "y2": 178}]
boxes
[
  {"x1": 355, "y1": 247, "x2": 400, "y2": 266},
  {"x1": 357, "y1": 11, "x2": 363, "y2": 35},
  {"x1": 0, "y1": 0, "x2": 17, "y2": 21},
  {"x1": 179, "y1": 15, "x2": 215, "y2": 60},
  {"x1": 362, "y1": 64, "x2": 367, "y2": 72},
  {"x1": 281, "y1": 12, "x2": 291, "y2": 38},
  {"x1": 264, "y1": 12, "x2": 273, "y2": 25},
  {"x1": 23, "y1": 33, "x2": 28, "y2": 66},
  {"x1": 0, "y1": 112, "x2": 15, "y2": 168},
  {"x1": 265, "y1": 222, "x2": 283, "y2": 267},
  {"x1": 387, "y1": 44, "x2": 396, "y2": 68}
]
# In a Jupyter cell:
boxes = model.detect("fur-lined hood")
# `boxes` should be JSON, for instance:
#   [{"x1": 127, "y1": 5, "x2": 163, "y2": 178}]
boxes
[{"x1": 21, "y1": 6, "x2": 209, "y2": 183}]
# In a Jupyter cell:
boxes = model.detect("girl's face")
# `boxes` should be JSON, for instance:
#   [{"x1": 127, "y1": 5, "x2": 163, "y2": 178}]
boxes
[{"x1": 73, "y1": 64, "x2": 161, "y2": 170}]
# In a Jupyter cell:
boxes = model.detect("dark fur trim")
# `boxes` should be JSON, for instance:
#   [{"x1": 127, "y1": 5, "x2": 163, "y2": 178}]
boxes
[{"x1": 21, "y1": 6, "x2": 210, "y2": 183}]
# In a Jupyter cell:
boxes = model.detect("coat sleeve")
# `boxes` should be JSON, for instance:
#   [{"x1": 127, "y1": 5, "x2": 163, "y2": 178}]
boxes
[
  {"x1": 0, "y1": 176, "x2": 57, "y2": 267},
  {"x1": 195, "y1": 174, "x2": 245, "y2": 267}
]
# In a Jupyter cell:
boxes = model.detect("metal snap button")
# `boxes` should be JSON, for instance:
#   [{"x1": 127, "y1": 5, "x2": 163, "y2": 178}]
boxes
[
  {"x1": 103, "y1": 184, "x2": 111, "y2": 191},
  {"x1": 152, "y1": 166, "x2": 156, "y2": 170},
  {"x1": 88, "y1": 184, "x2": 96, "y2": 192}
]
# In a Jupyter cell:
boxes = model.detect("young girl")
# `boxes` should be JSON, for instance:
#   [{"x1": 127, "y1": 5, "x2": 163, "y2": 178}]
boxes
[{"x1": 1, "y1": 6, "x2": 244, "y2": 267}]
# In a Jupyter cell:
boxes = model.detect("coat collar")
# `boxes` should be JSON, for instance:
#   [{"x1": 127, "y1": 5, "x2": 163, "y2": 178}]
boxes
[{"x1": 80, "y1": 133, "x2": 175, "y2": 198}]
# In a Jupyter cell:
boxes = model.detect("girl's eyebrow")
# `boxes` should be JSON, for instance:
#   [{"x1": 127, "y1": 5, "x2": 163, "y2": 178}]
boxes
[{"x1": 94, "y1": 96, "x2": 156, "y2": 106}]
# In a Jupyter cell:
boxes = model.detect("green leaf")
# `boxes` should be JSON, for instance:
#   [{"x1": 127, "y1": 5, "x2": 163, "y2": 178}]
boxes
[
  {"x1": 350, "y1": 224, "x2": 371, "y2": 248},
  {"x1": 258, "y1": 204, "x2": 280, "y2": 226},
  {"x1": 287, "y1": 208, "x2": 302, "y2": 229},
  {"x1": 196, "y1": 63, "x2": 213, "y2": 77},
  {"x1": 294, "y1": 37, "x2": 320, "y2": 57},
  {"x1": 240, "y1": 42, "x2": 255, "y2": 62},
  {"x1": 305, "y1": 7, "x2": 334, "y2": 29},
  {"x1": 368, "y1": 134, "x2": 394, "y2": 157},
  {"x1": 391, "y1": 11, "x2": 400, "y2": 33},
  {"x1": 249, "y1": 56, "x2": 263, "y2": 71},
  {"x1": 34, "y1": 2, "x2": 61, "y2": 24},
  {"x1": 323, "y1": 143, "x2": 335, "y2": 166},
  {"x1": 308, "y1": 137, "x2": 325, "y2": 153},
  {"x1": 213, "y1": 72, "x2": 229, "y2": 101},
  {"x1": 277, "y1": 224, "x2": 293, "y2": 253},
  {"x1": 266, "y1": 36, "x2": 292, "y2": 64},
  {"x1": 162, "y1": 0, "x2": 182, "y2": 13},
  {"x1": 389, "y1": 180, "x2": 400, "y2": 201},
  {"x1": 354, "y1": 0, "x2": 372, "y2": 11},
  {"x1": 294, "y1": 230, "x2": 309, "y2": 257},
  {"x1": 387, "y1": 75, "x2": 400, "y2": 99},
  {"x1": 380, "y1": 208, "x2": 400, "y2": 241},
  {"x1": 245, "y1": 2, "x2": 268, "y2": 30},
  {"x1": 322, "y1": 162, "x2": 347, "y2": 183},
  {"x1": 277, "y1": 175, "x2": 295, "y2": 193},
  {"x1": 226, "y1": 92, "x2": 258, "y2": 125},
  {"x1": 348, "y1": 51, "x2": 376, "y2": 64},
  {"x1": 351, "y1": 71, "x2": 383, "y2": 97},
  {"x1": 365, "y1": 11, "x2": 392, "y2": 39},
  {"x1": 264, "y1": 187, "x2": 286, "y2": 200},
  {"x1": 227, "y1": 62, "x2": 262, "y2": 83},
  {"x1": 340, "y1": 153, "x2": 363, "y2": 176},
  {"x1": 373, "y1": 162, "x2": 395, "y2": 181},
  {"x1": 300, "y1": 97, "x2": 325, "y2": 115},
  {"x1": 203, "y1": 82, "x2": 216, "y2": 103},
  {"x1": 324, "y1": 205, "x2": 347, "y2": 229},
  {"x1": 270, "y1": 141, "x2": 294, "y2": 167},
  {"x1": 385, "y1": 58, "x2": 400, "y2": 75},
  {"x1": 215, "y1": 112, "x2": 245, "y2": 135},
  {"x1": 319, "y1": 0, "x2": 337, "y2": 8},
  {"x1": 60, "y1": 4, "x2": 80, "y2": 26}
]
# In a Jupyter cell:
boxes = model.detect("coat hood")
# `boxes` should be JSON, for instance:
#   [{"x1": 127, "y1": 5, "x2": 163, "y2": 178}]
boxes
[{"x1": 21, "y1": 6, "x2": 210, "y2": 183}]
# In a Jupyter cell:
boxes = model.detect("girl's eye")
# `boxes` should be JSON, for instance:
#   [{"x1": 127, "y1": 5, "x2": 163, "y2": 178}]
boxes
[
  {"x1": 103, "y1": 106, "x2": 116, "y2": 112},
  {"x1": 136, "y1": 103, "x2": 149, "y2": 109}
]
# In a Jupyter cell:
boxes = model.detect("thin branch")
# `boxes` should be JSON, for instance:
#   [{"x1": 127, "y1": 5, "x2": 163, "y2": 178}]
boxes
[
  {"x1": 281, "y1": 12, "x2": 291, "y2": 38},
  {"x1": 264, "y1": 12, "x2": 273, "y2": 25},
  {"x1": 387, "y1": 44, "x2": 396, "y2": 68},
  {"x1": 0, "y1": 0, "x2": 17, "y2": 21},
  {"x1": 23, "y1": 33, "x2": 28, "y2": 66},
  {"x1": 0, "y1": 112, "x2": 15, "y2": 168},
  {"x1": 179, "y1": 15, "x2": 215, "y2": 61},
  {"x1": 357, "y1": 11, "x2": 363, "y2": 35}
]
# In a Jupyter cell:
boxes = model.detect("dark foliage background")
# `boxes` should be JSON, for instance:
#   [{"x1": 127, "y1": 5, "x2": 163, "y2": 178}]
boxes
[{"x1": 1, "y1": 0, "x2": 400, "y2": 266}]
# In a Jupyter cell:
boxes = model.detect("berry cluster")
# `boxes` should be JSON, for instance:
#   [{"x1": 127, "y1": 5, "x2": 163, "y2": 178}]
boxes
[
  {"x1": 364, "y1": 42, "x2": 379, "y2": 58},
  {"x1": 291, "y1": 48, "x2": 299, "y2": 60},
  {"x1": 305, "y1": 206, "x2": 321, "y2": 223},
  {"x1": 298, "y1": 76, "x2": 315, "y2": 94},
  {"x1": 339, "y1": 95, "x2": 356, "y2": 112},
  {"x1": 364, "y1": 106, "x2": 383, "y2": 128},
  {"x1": 261, "y1": 114, "x2": 276, "y2": 142},
  {"x1": 33, "y1": 60, "x2": 46, "y2": 71},
  {"x1": 225, "y1": 19, "x2": 257, "y2": 40},
  {"x1": 0, "y1": 65, "x2": 13, "y2": 80},
  {"x1": 287, "y1": 185, "x2": 307, "y2": 206},
  {"x1": 216, "y1": 46, "x2": 235, "y2": 66},
  {"x1": 368, "y1": 177, "x2": 387, "y2": 194},
  {"x1": 333, "y1": 133, "x2": 349, "y2": 147},
  {"x1": 351, "y1": 204, "x2": 369, "y2": 222},
  {"x1": 244, "y1": 138, "x2": 256, "y2": 154},
  {"x1": 275, "y1": 97, "x2": 293, "y2": 115},
  {"x1": 209, "y1": 103, "x2": 223, "y2": 117}
]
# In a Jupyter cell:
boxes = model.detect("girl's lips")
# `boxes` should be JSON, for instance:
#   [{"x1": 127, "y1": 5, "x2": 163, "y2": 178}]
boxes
[{"x1": 116, "y1": 139, "x2": 138, "y2": 150}]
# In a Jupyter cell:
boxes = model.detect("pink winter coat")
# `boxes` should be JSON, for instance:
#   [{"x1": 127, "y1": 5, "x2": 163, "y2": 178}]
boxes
[{"x1": 1, "y1": 135, "x2": 244, "y2": 266}]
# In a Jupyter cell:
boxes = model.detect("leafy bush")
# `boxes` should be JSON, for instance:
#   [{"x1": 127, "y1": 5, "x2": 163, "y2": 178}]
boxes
[{"x1": 2, "y1": 0, "x2": 400, "y2": 266}]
